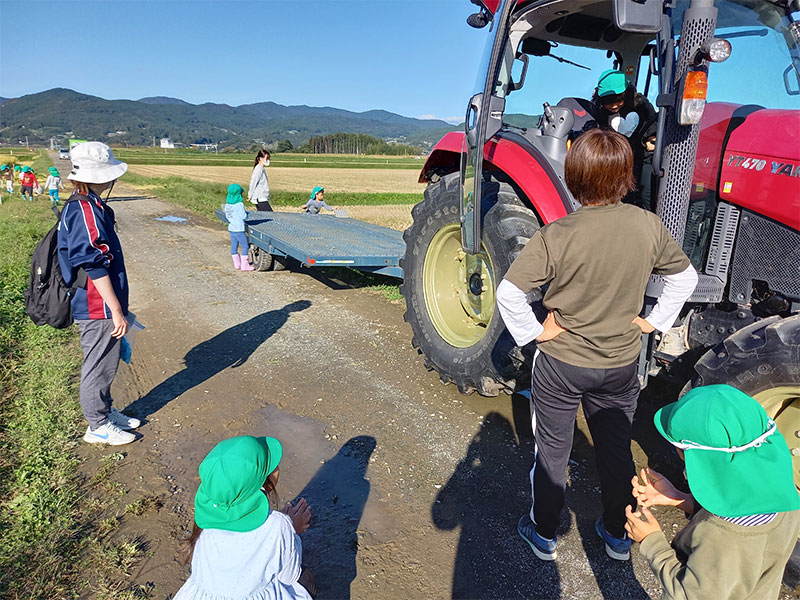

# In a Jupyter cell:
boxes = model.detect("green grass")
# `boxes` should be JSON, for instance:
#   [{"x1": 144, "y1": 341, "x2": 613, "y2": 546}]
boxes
[
  {"x1": 112, "y1": 149, "x2": 424, "y2": 169},
  {"x1": 0, "y1": 196, "x2": 150, "y2": 598},
  {"x1": 122, "y1": 172, "x2": 421, "y2": 209},
  {"x1": 0, "y1": 199, "x2": 85, "y2": 597}
]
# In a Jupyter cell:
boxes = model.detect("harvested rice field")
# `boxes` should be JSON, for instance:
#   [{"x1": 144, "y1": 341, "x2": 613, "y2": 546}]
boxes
[{"x1": 127, "y1": 164, "x2": 424, "y2": 194}]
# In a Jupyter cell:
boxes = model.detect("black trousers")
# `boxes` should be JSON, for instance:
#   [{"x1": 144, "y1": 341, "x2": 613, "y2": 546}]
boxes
[
  {"x1": 530, "y1": 351, "x2": 639, "y2": 539},
  {"x1": 256, "y1": 200, "x2": 273, "y2": 212}
]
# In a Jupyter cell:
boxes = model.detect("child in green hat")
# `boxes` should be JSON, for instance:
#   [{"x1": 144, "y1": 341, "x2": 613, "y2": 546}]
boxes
[
  {"x1": 302, "y1": 186, "x2": 337, "y2": 214},
  {"x1": 1, "y1": 164, "x2": 12, "y2": 196},
  {"x1": 45, "y1": 167, "x2": 65, "y2": 207},
  {"x1": 175, "y1": 435, "x2": 316, "y2": 599},
  {"x1": 20, "y1": 166, "x2": 38, "y2": 202},
  {"x1": 224, "y1": 183, "x2": 254, "y2": 271},
  {"x1": 626, "y1": 384, "x2": 800, "y2": 599}
]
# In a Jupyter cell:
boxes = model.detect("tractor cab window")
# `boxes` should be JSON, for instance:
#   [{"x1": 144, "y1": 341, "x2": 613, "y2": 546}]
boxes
[{"x1": 498, "y1": 42, "x2": 617, "y2": 134}]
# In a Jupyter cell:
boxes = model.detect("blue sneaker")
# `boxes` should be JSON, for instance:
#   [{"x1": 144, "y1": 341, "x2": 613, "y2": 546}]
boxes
[
  {"x1": 595, "y1": 517, "x2": 631, "y2": 560},
  {"x1": 518, "y1": 514, "x2": 557, "y2": 561}
]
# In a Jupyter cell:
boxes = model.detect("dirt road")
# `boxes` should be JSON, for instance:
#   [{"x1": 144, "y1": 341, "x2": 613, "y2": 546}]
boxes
[{"x1": 51, "y1": 150, "x2": 797, "y2": 599}]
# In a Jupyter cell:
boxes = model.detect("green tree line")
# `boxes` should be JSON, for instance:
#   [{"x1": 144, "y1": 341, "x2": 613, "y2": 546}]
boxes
[{"x1": 298, "y1": 132, "x2": 421, "y2": 155}]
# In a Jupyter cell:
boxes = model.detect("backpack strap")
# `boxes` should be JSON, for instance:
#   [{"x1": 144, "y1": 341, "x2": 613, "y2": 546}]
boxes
[{"x1": 58, "y1": 193, "x2": 93, "y2": 289}]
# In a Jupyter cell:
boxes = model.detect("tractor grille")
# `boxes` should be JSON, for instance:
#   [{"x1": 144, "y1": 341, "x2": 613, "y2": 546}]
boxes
[
  {"x1": 656, "y1": 12, "x2": 717, "y2": 247},
  {"x1": 729, "y1": 211, "x2": 800, "y2": 304}
]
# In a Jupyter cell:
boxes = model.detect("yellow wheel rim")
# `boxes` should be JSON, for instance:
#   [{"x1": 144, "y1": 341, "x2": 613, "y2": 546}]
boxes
[
  {"x1": 753, "y1": 386, "x2": 800, "y2": 489},
  {"x1": 422, "y1": 224, "x2": 496, "y2": 348}
]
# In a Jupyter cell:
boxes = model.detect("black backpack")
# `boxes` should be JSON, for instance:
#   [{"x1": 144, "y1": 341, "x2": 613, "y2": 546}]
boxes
[{"x1": 24, "y1": 198, "x2": 87, "y2": 329}]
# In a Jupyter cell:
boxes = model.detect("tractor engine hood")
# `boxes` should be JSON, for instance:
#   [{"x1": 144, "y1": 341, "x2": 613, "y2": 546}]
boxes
[{"x1": 718, "y1": 107, "x2": 800, "y2": 231}]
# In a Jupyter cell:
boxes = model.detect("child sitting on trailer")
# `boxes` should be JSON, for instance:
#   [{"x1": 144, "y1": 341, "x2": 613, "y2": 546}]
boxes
[{"x1": 302, "y1": 186, "x2": 337, "y2": 214}]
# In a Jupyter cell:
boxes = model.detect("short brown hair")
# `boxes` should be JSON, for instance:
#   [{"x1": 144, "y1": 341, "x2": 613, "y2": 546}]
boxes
[
  {"x1": 565, "y1": 128, "x2": 635, "y2": 206},
  {"x1": 72, "y1": 181, "x2": 89, "y2": 196}
]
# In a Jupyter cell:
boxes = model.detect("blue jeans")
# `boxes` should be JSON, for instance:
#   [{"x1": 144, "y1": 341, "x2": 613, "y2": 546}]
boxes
[{"x1": 230, "y1": 231, "x2": 248, "y2": 254}]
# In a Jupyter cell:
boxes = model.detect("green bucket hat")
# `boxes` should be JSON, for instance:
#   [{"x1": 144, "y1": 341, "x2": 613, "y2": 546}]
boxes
[
  {"x1": 310, "y1": 186, "x2": 324, "y2": 200},
  {"x1": 194, "y1": 435, "x2": 283, "y2": 532},
  {"x1": 22, "y1": 166, "x2": 31, "y2": 173},
  {"x1": 226, "y1": 183, "x2": 244, "y2": 204},
  {"x1": 0, "y1": 164, "x2": 7, "y2": 171},
  {"x1": 655, "y1": 385, "x2": 800, "y2": 517},
  {"x1": 597, "y1": 69, "x2": 627, "y2": 98},
  {"x1": 13, "y1": 165, "x2": 20, "y2": 171}
]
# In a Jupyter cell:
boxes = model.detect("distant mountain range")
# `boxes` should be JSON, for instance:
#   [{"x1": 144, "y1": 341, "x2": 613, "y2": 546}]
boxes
[{"x1": 0, "y1": 88, "x2": 459, "y2": 150}]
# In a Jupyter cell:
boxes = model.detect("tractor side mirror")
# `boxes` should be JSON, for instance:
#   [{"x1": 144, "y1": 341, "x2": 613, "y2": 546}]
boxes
[
  {"x1": 613, "y1": 0, "x2": 662, "y2": 34},
  {"x1": 520, "y1": 38, "x2": 551, "y2": 57}
]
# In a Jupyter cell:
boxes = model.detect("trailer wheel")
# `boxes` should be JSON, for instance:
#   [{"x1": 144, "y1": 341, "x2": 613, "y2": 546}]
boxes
[
  {"x1": 249, "y1": 244, "x2": 274, "y2": 272},
  {"x1": 400, "y1": 172, "x2": 542, "y2": 396},
  {"x1": 684, "y1": 314, "x2": 800, "y2": 488}
]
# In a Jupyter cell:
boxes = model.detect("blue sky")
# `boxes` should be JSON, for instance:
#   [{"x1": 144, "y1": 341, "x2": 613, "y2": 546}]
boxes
[
  {"x1": 0, "y1": 0, "x2": 492, "y2": 123},
  {"x1": 2, "y1": 1, "x2": 797, "y2": 122}
]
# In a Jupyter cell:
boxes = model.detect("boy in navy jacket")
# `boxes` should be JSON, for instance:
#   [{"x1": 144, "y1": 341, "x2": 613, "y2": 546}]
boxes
[{"x1": 57, "y1": 142, "x2": 140, "y2": 445}]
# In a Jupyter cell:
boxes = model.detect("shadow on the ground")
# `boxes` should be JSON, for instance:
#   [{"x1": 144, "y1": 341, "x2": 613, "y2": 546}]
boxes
[
  {"x1": 435, "y1": 397, "x2": 657, "y2": 600},
  {"x1": 293, "y1": 436, "x2": 375, "y2": 600},
  {"x1": 124, "y1": 301, "x2": 311, "y2": 418},
  {"x1": 433, "y1": 411, "x2": 562, "y2": 599}
]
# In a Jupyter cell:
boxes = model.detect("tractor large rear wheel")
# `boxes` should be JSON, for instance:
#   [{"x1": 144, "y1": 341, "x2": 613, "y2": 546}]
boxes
[
  {"x1": 400, "y1": 173, "x2": 542, "y2": 396},
  {"x1": 686, "y1": 314, "x2": 800, "y2": 488}
]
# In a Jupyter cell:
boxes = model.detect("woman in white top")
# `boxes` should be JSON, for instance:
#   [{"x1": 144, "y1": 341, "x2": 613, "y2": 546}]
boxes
[
  {"x1": 174, "y1": 435, "x2": 316, "y2": 600},
  {"x1": 248, "y1": 150, "x2": 272, "y2": 211}
]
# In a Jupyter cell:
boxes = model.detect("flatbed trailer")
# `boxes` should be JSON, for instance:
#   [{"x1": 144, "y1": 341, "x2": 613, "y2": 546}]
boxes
[{"x1": 215, "y1": 209, "x2": 405, "y2": 279}]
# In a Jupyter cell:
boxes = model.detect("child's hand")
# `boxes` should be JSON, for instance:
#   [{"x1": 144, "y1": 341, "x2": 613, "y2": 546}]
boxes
[
  {"x1": 285, "y1": 497, "x2": 311, "y2": 534},
  {"x1": 536, "y1": 311, "x2": 567, "y2": 342},
  {"x1": 633, "y1": 316, "x2": 655, "y2": 334},
  {"x1": 632, "y1": 468, "x2": 686, "y2": 509},
  {"x1": 625, "y1": 505, "x2": 662, "y2": 543}
]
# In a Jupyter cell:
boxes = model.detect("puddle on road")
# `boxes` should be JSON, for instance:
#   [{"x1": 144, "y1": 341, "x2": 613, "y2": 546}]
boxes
[{"x1": 155, "y1": 215, "x2": 188, "y2": 223}]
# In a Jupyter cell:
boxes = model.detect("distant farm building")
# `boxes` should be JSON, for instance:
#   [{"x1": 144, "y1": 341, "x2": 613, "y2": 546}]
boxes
[{"x1": 160, "y1": 138, "x2": 175, "y2": 149}]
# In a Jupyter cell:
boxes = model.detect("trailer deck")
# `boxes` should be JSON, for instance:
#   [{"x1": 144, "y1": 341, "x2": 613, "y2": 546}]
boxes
[{"x1": 215, "y1": 209, "x2": 406, "y2": 279}]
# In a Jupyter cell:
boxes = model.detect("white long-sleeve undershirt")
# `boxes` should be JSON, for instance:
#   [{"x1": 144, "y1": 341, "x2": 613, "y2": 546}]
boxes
[{"x1": 495, "y1": 264, "x2": 699, "y2": 347}]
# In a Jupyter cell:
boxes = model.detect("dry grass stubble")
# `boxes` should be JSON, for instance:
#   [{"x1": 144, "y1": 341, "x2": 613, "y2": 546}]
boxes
[{"x1": 128, "y1": 164, "x2": 423, "y2": 194}]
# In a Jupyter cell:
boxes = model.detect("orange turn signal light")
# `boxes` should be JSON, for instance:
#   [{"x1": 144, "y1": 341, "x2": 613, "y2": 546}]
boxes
[{"x1": 683, "y1": 70, "x2": 708, "y2": 100}]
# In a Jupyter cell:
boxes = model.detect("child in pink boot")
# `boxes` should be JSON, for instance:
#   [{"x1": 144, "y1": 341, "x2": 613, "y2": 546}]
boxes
[{"x1": 224, "y1": 184, "x2": 254, "y2": 271}]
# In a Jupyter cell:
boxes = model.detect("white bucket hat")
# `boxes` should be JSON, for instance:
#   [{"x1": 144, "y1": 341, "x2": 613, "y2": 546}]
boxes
[{"x1": 68, "y1": 142, "x2": 128, "y2": 184}]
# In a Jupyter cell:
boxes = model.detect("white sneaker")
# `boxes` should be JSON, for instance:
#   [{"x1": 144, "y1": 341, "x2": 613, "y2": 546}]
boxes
[
  {"x1": 83, "y1": 422, "x2": 136, "y2": 445},
  {"x1": 108, "y1": 407, "x2": 141, "y2": 430}
]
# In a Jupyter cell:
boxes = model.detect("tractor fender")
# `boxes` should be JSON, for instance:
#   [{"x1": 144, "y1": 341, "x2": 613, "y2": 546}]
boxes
[{"x1": 420, "y1": 131, "x2": 570, "y2": 225}]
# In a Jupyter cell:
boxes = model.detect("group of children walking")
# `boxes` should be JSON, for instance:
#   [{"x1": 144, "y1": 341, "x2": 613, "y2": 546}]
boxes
[{"x1": 1, "y1": 163, "x2": 64, "y2": 205}]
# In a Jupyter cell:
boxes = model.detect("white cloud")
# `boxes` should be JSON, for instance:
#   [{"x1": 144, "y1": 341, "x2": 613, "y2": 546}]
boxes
[{"x1": 417, "y1": 114, "x2": 463, "y2": 125}]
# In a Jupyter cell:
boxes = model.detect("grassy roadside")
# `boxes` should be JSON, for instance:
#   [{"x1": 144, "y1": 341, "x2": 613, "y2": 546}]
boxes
[{"x1": 0, "y1": 167, "x2": 153, "y2": 599}]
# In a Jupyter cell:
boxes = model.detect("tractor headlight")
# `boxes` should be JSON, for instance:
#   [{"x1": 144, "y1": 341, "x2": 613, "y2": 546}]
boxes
[{"x1": 706, "y1": 38, "x2": 732, "y2": 63}]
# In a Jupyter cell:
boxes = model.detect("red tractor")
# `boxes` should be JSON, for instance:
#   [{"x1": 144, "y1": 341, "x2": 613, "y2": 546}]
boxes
[{"x1": 401, "y1": 0, "x2": 800, "y2": 476}]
